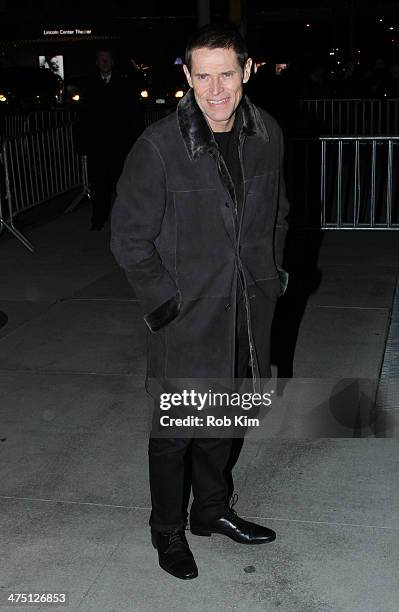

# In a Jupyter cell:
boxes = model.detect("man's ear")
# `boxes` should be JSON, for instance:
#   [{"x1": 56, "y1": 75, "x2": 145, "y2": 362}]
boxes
[
  {"x1": 183, "y1": 64, "x2": 193, "y2": 88},
  {"x1": 243, "y1": 58, "x2": 252, "y2": 84}
]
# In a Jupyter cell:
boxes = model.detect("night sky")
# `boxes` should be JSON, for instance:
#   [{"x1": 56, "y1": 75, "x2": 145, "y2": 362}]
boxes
[{"x1": 0, "y1": 1, "x2": 398, "y2": 72}]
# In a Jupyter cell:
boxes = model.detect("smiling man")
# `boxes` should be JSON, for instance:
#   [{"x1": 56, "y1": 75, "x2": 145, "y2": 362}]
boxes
[
  {"x1": 182, "y1": 45, "x2": 252, "y2": 132},
  {"x1": 111, "y1": 23, "x2": 289, "y2": 580}
]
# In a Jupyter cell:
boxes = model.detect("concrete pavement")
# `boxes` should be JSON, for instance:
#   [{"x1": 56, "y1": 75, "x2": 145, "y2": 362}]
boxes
[{"x1": 0, "y1": 204, "x2": 398, "y2": 611}]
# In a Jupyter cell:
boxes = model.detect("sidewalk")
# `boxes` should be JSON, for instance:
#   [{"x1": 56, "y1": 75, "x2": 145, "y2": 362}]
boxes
[{"x1": 0, "y1": 204, "x2": 398, "y2": 611}]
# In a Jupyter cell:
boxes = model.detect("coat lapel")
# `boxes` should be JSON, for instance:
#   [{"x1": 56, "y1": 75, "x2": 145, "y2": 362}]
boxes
[
  {"x1": 176, "y1": 88, "x2": 218, "y2": 160},
  {"x1": 176, "y1": 87, "x2": 269, "y2": 162}
]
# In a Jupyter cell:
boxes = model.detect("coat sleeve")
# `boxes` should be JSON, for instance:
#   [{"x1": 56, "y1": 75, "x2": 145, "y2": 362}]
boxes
[
  {"x1": 110, "y1": 136, "x2": 180, "y2": 332},
  {"x1": 274, "y1": 128, "x2": 290, "y2": 294}
]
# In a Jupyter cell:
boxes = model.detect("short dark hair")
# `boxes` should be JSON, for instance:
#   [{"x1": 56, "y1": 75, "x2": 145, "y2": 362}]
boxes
[
  {"x1": 95, "y1": 49, "x2": 114, "y2": 59},
  {"x1": 185, "y1": 23, "x2": 248, "y2": 73}
]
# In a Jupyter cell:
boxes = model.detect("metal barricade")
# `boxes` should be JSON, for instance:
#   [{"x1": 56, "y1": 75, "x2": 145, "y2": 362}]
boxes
[
  {"x1": 299, "y1": 99, "x2": 399, "y2": 135},
  {"x1": 0, "y1": 113, "x2": 29, "y2": 138},
  {"x1": 27, "y1": 109, "x2": 77, "y2": 132},
  {"x1": 320, "y1": 136, "x2": 399, "y2": 229},
  {"x1": 0, "y1": 122, "x2": 90, "y2": 251},
  {"x1": 0, "y1": 108, "x2": 77, "y2": 138},
  {"x1": 143, "y1": 105, "x2": 174, "y2": 127}
]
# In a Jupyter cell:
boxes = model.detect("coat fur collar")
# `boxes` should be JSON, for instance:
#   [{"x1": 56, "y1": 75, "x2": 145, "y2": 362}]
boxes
[{"x1": 177, "y1": 87, "x2": 269, "y2": 161}]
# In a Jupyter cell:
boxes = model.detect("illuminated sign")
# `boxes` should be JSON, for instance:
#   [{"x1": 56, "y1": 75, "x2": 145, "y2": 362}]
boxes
[{"x1": 43, "y1": 29, "x2": 92, "y2": 36}]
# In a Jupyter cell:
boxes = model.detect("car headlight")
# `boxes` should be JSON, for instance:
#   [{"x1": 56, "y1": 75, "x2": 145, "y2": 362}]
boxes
[
  {"x1": 0, "y1": 93, "x2": 7, "y2": 103},
  {"x1": 140, "y1": 90, "x2": 149, "y2": 98},
  {"x1": 175, "y1": 90, "x2": 184, "y2": 98},
  {"x1": 72, "y1": 94, "x2": 80, "y2": 102}
]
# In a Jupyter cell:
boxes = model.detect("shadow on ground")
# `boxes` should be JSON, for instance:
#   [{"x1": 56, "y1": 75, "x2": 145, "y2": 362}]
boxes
[{"x1": 272, "y1": 228, "x2": 324, "y2": 378}]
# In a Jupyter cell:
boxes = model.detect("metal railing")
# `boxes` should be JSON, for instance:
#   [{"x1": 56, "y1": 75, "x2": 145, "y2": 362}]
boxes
[
  {"x1": 1, "y1": 109, "x2": 397, "y2": 245},
  {"x1": 6, "y1": 101, "x2": 396, "y2": 138},
  {"x1": 320, "y1": 136, "x2": 399, "y2": 229},
  {"x1": 299, "y1": 99, "x2": 399, "y2": 135},
  {"x1": 0, "y1": 122, "x2": 89, "y2": 251},
  {"x1": 0, "y1": 108, "x2": 77, "y2": 138},
  {"x1": 143, "y1": 105, "x2": 174, "y2": 127},
  {"x1": 0, "y1": 113, "x2": 27, "y2": 139}
]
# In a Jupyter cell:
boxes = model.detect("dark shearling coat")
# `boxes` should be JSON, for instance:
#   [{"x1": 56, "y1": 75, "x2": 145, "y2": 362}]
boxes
[{"x1": 110, "y1": 88, "x2": 289, "y2": 390}]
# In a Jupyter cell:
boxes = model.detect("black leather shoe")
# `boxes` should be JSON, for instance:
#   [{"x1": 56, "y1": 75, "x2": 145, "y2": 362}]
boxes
[
  {"x1": 151, "y1": 529, "x2": 198, "y2": 580},
  {"x1": 190, "y1": 508, "x2": 276, "y2": 545}
]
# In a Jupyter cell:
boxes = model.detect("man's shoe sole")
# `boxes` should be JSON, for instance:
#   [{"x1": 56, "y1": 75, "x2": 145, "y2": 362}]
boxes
[
  {"x1": 158, "y1": 561, "x2": 198, "y2": 580},
  {"x1": 190, "y1": 525, "x2": 276, "y2": 544}
]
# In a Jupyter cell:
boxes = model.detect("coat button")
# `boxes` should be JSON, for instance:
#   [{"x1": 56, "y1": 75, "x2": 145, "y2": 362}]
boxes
[
  {"x1": 225, "y1": 201, "x2": 230, "y2": 207},
  {"x1": 225, "y1": 303, "x2": 231, "y2": 311}
]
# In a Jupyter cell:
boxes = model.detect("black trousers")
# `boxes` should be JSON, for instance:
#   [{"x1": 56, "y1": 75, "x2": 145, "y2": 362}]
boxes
[
  {"x1": 88, "y1": 148, "x2": 125, "y2": 226},
  {"x1": 148, "y1": 294, "x2": 250, "y2": 532}
]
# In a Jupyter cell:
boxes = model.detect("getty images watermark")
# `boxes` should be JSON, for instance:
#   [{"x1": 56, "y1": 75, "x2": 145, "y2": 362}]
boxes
[
  {"x1": 147, "y1": 379, "x2": 278, "y2": 437},
  {"x1": 147, "y1": 378, "x2": 383, "y2": 438},
  {"x1": 158, "y1": 389, "x2": 273, "y2": 428}
]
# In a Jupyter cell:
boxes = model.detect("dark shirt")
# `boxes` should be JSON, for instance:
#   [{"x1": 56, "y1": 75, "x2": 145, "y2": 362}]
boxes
[
  {"x1": 213, "y1": 118, "x2": 243, "y2": 219},
  {"x1": 213, "y1": 118, "x2": 247, "y2": 319}
]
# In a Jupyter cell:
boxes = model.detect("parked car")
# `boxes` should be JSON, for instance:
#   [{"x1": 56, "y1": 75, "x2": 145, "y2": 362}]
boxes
[
  {"x1": 138, "y1": 63, "x2": 188, "y2": 106},
  {"x1": 0, "y1": 66, "x2": 63, "y2": 110}
]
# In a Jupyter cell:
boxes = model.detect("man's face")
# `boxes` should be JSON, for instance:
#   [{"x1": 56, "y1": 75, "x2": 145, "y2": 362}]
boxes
[
  {"x1": 183, "y1": 47, "x2": 252, "y2": 132},
  {"x1": 96, "y1": 51, "x2": 114, "y2": 75}
]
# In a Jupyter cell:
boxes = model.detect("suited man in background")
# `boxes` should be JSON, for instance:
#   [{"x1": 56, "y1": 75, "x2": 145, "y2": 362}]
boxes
[{"x1": 80, "y1": 49, "x2": 139, "y2": 230}]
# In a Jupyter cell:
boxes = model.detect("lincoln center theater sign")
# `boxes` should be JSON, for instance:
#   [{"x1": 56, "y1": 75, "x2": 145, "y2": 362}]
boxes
[{"x1": 43, "y1": 29, "x2": 92, "y2": 36}]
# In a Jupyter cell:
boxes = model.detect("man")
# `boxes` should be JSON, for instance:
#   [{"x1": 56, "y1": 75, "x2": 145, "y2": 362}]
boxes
[
  {"x1": 111, "y1": 23, "x2": 289, "y2": 580},
  {"x1": 79, "y1": 50, "x2": 138, "y2": 230}
]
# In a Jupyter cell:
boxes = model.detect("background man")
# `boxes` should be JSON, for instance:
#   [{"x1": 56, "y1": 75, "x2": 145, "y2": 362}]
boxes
[
  {"x1": 79, "y1": 49, "x2": 138, "y2": 230},
  {"x1": 111, "y1": 23, "x2": 289, "y2": 580}
]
